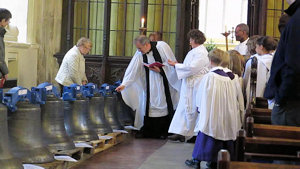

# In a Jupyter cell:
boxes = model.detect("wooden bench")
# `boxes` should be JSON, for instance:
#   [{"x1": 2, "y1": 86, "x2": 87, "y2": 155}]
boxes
[
  {"x1": 244, "y1": 57, "x2": 271, "y2": 125},
  {"x1": 236, "y1": 118, "x2": 300, "y2": 161},
  {"x1": 218, "y1": 149, "x2": 300, "y2": 169}
]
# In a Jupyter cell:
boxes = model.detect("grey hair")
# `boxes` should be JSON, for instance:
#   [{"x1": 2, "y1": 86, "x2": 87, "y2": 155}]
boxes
[
  {"x1": 134, "y1": 35, "x2": 150, "y2": 45},
  {"x1": 76, "y1": 37, "x2": 92, "y2": 47},
  {"x1": 236, "y1": 23, "x2": 249, "y2": 35}
]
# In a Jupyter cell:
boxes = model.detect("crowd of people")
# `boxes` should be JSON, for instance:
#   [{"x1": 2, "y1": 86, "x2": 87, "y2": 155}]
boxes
[{"x1": 116, "y1": 0, "x2": 300, "y2": 168}]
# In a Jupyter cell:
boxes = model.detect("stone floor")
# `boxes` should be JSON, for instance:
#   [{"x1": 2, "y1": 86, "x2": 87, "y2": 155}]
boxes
[{"x1": 71, "y1": 135, "x2": 208, "y2": 169}]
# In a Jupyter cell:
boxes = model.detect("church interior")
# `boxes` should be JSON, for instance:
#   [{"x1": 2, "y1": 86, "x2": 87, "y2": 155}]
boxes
[{"x1": 0, "y1": 0, "x2": 300, "y2": 169}]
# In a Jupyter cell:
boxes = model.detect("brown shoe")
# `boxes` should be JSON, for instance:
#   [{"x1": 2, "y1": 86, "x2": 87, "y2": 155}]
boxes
[{"x1": 168, "y1": 134, "x2": 185, "y2": 142}]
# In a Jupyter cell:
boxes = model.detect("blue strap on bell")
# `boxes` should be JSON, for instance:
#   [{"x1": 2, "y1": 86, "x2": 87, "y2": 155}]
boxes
[
  {"x1": 62, "y1": 83, "x2": 81, "y2": 101},
  {"x1": 2, "y1": 86, "x2": 31, "y2": 112},
  {"x1": 82, "y1": 83, "x2": 98, "y2": 98},
  {"x1": 31, "y1": 82, "x2": 60, "y2": 104}
]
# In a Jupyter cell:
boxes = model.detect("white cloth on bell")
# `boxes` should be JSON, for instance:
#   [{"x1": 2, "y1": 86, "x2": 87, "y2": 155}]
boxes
[
  {"x1": 121, "y1": 41, "x2": 181, "y2": 129},
  {"x1": 168, "y1": 45, "x2": 209, "y2": 137},
  {"x1": 194, "y1": 67, "x2": 242, "y2": 141}
]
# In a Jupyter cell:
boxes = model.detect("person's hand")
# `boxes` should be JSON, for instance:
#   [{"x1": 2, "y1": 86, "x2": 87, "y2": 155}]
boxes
[
  {"x1": 116, "y1": 85, "x2": 125, "y2": 92},
  {"x1": 82, "y1": 80, "x2": 87, "y2": 85},
  {"x1": 168, "y1": 59, "x2": 177, "y2": 66},
  {"x1": 149, "y1": 66, "x2": 161, "y2": 73},
  {"x1": 4, "y1": 74, "x2": 7, "y2": 80}
]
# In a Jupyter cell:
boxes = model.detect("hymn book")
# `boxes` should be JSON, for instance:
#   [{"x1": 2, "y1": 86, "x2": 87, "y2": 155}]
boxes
[{"x1": 143, "y1": 62, "x2": 165, "y2": 68}]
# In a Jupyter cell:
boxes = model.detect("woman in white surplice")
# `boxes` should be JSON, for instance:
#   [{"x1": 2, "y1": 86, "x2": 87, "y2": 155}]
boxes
[
  {"x1": 168, "y1": 29, "x2": 210, "y2": 142},
  {"x1": 116, "y1": 35, "x2": 181, "y2": 139},
  {"x1": 243, "y1": 36, "x2": 277, "y2": 109}
]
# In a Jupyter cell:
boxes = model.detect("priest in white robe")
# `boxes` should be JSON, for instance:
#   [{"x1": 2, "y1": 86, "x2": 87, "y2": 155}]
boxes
[
  {"x1": 116, "y1": 35, "x2": 180, "y2": 139},
  {"x1": 167, "y1": 29, "x2": 209, "y2": 142}
]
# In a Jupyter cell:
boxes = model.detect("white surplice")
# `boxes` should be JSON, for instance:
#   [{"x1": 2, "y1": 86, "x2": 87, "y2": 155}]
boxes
[
  {"x1": 121, "y1": 41, "x2": 181, "y2": 129},
  {"x1": 243, "y1": 53, "x2": 273, "y2": 108},
  {"x1": 223, "y1": 68, "x2": 245, "y2": 125},
  {"x1": 234, "y1": 38, "x2": 249, "y2": 55},
  {"x1": 194, "y1": 67, "x2": 242, "y2": 141},
  {"x1": 168, "y1": 45, "x2": 209, "y2": 137}
]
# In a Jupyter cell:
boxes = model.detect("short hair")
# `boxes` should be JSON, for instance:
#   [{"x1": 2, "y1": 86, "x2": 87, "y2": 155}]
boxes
[
  {"x1": 149, "y1": 33, "x2": 155, "y2": 38},
  {"x1": 256, "y1": 36, "x2": 278, "y2": 52},
  {"x1": 134, "y1": 35, "x2": 150, "y2": 45},
  {"x1": 236, "y1": 23, "x2": 249, "y2": 36},
  {"x1": 247, "y1": 35, "x2": 262, "y2": 55},
  {"x1": 76, "y1": 37, "x2": 92, "y2": 47},
  {"x1": 208, "y1": 48, "x2": 230, "y2": 67},
  {"x1": 187, "y1": 29, "x2": 206, "y2": 45},
  {"x1": 154, "y1": 31, "x2": 162, "y2": 41},
  {"x1": 228, "y1": 50, "x2": 243, "y2": 77},
  {"x1": 0, "y1": 8, "x2": 12, "y2": 22}
]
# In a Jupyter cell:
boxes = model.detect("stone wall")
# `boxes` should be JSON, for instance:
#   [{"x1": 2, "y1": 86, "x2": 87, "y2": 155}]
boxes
[{"x1": 27, "y1": 0, "x2": 63, "y2": 86}]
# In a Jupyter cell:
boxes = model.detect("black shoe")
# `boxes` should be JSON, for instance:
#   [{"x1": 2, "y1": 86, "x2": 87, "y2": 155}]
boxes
[
  {"x1": 168, "y1": 134, "x2": 185, "y2": 142},
  {"x1": 186, "y1": 136, "x2": 197, "y2": 143},
  {"x1": 206, "y1": 161, "x2": 217, "y2": 169},
  {"x1": 185, "y1": 159, "x2": 200, "y2": 169}
]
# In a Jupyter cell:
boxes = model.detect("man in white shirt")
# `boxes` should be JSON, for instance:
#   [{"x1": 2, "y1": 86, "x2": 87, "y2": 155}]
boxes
[
  {"x1": 55, "y1": 37, "x2": 92, "y2": 92},
  {"x1": 234, "y1": 23, "x2": 249, "y2": 56}
]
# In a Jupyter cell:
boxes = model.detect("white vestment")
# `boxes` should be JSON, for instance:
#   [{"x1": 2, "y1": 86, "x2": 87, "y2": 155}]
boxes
[
  {"x1": 224, "y1": 68, "x2": 245, "y2": 124},
  {"x1": 121, "y1": 41, "x2": 181, "y2": 129},
  {"x1": 234, "y1": 38, "x2": 249, "y2": 55},
  {"x1": 243, "y1": 53, "x2": 273, "y2": 108},
  {"x1": 168, "y1": 45, "x2": 209, "y2": 137},
  {"x1": 194, "y1": 67, "x2": 242, "y2": 141}
]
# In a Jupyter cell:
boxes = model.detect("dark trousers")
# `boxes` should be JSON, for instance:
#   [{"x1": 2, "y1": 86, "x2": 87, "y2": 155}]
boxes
[{"x1": 272, "y1": 100, "x2": 300, "y2": 126}]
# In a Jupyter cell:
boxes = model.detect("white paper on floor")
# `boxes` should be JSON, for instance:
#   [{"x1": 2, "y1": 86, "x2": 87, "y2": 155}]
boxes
[
  {"x1": 54, "y1": 155, "x2": 78, "y2": 162},
  {"x1": 23, "y1": 164, "x2": 45, "y2": 169},
  {"x1": 98, "y1": 135, "x2": 113, "y2": 140},
  {"x1": 125, "y1": 125, "x2": 138, "y2": 130},
  {"x1": 113, "y1": 129, "x2": 128, "y2": 134},
  {"x1": 74, "y1": 142, "x2": 93, "y2": 148}
]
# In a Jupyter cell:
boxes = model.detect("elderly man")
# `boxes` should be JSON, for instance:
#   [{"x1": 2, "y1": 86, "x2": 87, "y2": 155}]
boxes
[
  {"x1": 55, "y1": 37, "x2": 92, "y2": 91},
  {"x1": 265, "y1": 0, "x2": 300, "y2": 127},
  {"x1": 234, "y1": 23, "x2": 249, "y2": 56},
  {"x1": 0, "y1": 8, "x2": 11, "y2": 86},
  {"x1": 116, "y1": 35, "x2": 180, "y2": 139}
]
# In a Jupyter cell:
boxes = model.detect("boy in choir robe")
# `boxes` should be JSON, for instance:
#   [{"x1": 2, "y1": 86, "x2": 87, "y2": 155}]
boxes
[
  {"x1": 185, "y1": 49, "x2": 243, "y2": 169},
  {"x1": 116, "y1": 35, "x2": 180, "y2": 139},
  {"x1": 168, "y1": 29, "x2": 209, "y2": 142},
  {"x1": 243, "y1": 36, "x2": 277, "y2": 109}
]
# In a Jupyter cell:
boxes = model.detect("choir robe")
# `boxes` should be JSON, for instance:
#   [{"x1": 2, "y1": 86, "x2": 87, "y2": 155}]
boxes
[
  {"x1": 168, "y1": 45, "x2": 209, "y2": 137},
  {"x1": 243, "y1": 53, "x2": 273, "y2": 108},
  {"x1": 193, "y1": 67, "x2": 242, "y2": 162},
  {"x1": 121, "y1": 41, "x2": 181, "y2": 130}
]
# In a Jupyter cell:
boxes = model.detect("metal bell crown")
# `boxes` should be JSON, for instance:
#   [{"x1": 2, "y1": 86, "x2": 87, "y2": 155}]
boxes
[
  {"x1": 4, "y1": 86, "x2": 54, "y2": 163},
  {"x1": 32, "y1": 82, "x2": 75, "y2": 152},
  {"x1": 63, "y1": 83, "x2": 98, "y2": 141}
]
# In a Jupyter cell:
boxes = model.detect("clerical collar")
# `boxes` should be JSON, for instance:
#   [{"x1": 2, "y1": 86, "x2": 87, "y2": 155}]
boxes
[{"x1": 285, "y1": 0, "x2": 300, "y2": 16}]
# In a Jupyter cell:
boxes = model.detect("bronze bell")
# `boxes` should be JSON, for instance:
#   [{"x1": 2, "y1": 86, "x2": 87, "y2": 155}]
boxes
[
  {"x1": 89, "y1": 94, "x2": 113, "y2": 134},
  {"x1": 41, "y1": 95, "x2": 75, "y2": 153},
  {"x1": 64, "y1": 96, "x2": 98, "y2": 141},
  {"x1": 104, "y1": 94, "x2": 124, "y2": 130},
  {"x1": 115, "y1": 93, "x2": 134, "y2": 126},
  {"x1": 0, "y1": 103, "x2": 23, "y2": 169},
  {"x1": 8, "y1": 101, "x2": 54, "y2": 164}
]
